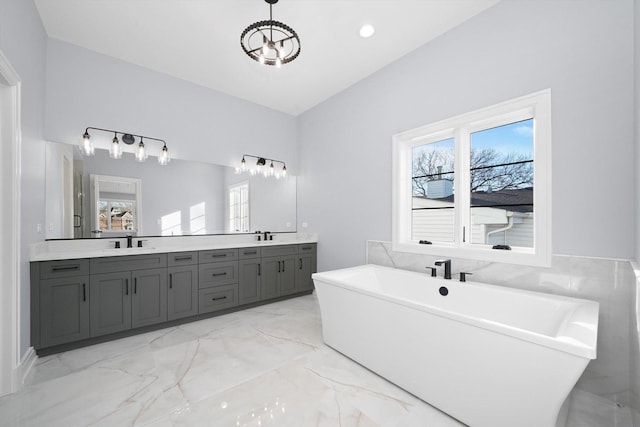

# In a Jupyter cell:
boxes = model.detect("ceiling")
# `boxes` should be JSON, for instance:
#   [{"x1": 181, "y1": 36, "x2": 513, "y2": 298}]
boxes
[{"x1": 34, "y1": 0, "x2": 499, "y2": 116}]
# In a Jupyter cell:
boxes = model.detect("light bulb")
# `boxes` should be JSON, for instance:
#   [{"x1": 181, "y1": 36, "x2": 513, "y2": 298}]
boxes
[
  {"x1": 240, "y1": 158, "x2": 246, "y2": 171},
  {"x1": 275, "y1": 57, "x2": 282, "y2": 68},
  {"x1": 109, "y1": 135, "x2": 122, "y2": 159},
  {"x1": 281, "y1": 165, "x2": 287, "y2": 178},
  {"x1": 359, "y1": 24, "x2": 375, "y2": 38},
  {"x1": 269, "y1": 161, "x2": 275, "y2": 176},
  {"x1": 80, "y1": 131, "x2": 94, "y2": 156},
  {"x1": 259, "y1": 54, "x2": 265, "y2": 65},
  {"x1": 158, "y1": 145, "x2": 170, "y2": 165},
  {"x1": 135, "y1": 140, "x2": 147, "y2": 162}
]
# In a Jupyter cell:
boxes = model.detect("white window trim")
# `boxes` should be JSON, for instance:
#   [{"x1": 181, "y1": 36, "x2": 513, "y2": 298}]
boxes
[{"x1": 392, "y1": 89, "x2": 552, "y2": 267}]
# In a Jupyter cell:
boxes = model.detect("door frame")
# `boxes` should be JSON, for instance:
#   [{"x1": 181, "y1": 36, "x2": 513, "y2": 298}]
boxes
[{"x1": 0, "y1": 49, "x2": 22, "y2": 397}]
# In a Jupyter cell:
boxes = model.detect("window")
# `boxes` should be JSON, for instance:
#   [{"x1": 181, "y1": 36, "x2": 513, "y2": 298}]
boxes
[
  {"x1": 393, "y1": 90, "x2": 551, "y2": 266},
  {"x1": 229, "y1": 182, "x2": 249, "y2": 232},
  {"x1": 90, "y1": 175, "x2": 142, "y2": 236}
]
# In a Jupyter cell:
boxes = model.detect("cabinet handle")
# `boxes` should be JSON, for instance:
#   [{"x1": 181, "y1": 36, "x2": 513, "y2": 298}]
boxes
[
  {"x1": 278, "y1": 261, "x2": 281, "y2": 273},
  {"x1": 212, "y1": 295, "x2": 227, "y2": 301},
  {"x1": 212, "y1": 272, "x2": 227, "y2": 277},
  {"x1": 244, "y1": 251, "x2": 257, "y2": 255},
  {"x1": 299, "y1": 258, "x2": 302, "y2": 270},
  {"x1": 134, "y1": 278, "x2": 137, "y2": 294},
  {"x1": 174, "y1": 256, "x2": 193, "y2": 261},
  {"x1": 83, "y1": 283, "x2": 86, "y2": 302},
  {"x1": 126, "y1": 279, "x2": 129, "y2": 295},
  {"x1": 52, "y1": 265, "x2": 80, "y2": 272},
  {"x1": 169, "y1": 273, "x2": 173, "y2": 289},
  {"x1": 210, "y1": 254, "x2": 227, "y2": 258},
  {"x1": 258, "y1": 263, "x2": 261, "y2": 276},
  {"x1": 282, "y1": 260, "x2": 285, "y2": 272}
]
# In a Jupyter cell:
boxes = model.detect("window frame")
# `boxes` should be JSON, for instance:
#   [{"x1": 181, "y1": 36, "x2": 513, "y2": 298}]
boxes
[
  {"x1": 228, "y1": 181, "x2": 250, "y2": 233},
  {"x1": 392, "y1": 90, "x2": 552, "y2": 267}
]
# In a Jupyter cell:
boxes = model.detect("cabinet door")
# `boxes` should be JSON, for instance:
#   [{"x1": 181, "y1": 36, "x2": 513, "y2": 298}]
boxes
[
  {"x1": 238, "y1": 258, "x2": 261, "y2": 305},
  {"x1": 168, "y1": 265, "x2": 198, "y2": 321},
  {"x1": 90, "y1": 272, "x2": 131, "y2": 337},
  {"x1": 296, "y1": 255, "x2": 315, "y2": 292},
  {"x1": 279, "y1": 256, "x2": 297, "y2": 296},
  {"x1": 260, "y1": 257, "x2": 281, "y2": 300},
  {"x1": 40, "y1": 276, "x2": 90, "y2": 348},
  {"x1": 131, "y1": 268, "x2": 167, "y2": 329}
]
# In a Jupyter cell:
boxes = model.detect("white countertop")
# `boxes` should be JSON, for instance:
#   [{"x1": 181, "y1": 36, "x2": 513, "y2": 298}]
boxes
[{"x1": 30, "y1": 233, "x2": 318, "y2": 262}]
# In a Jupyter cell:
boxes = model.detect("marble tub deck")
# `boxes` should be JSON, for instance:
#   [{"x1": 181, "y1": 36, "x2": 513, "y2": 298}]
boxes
[{"x1": 0, "y1": 294, "x2": 631, "y2": 426}]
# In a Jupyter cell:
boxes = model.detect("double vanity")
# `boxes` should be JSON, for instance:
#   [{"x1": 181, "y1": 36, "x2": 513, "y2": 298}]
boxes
[{"x1": 30, "y1": 233, "x2": 317, "y2": 355}]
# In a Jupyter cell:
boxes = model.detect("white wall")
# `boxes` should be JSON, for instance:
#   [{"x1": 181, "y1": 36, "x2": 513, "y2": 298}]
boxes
[
  {"x1": 0, "y1": 0, "x2": 48, "y2": 359},
  {"x1": 44, "y1": 39, "x2": 298, "y2": 171},
  {"x1": 298, "y1": 0, "x2": 635, "y2": 271}
]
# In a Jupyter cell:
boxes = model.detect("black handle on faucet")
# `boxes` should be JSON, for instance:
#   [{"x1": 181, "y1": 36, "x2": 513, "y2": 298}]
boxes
[
  {"x1": 459, "y1": 272, "x2": 472, "y2": 282},
  {"x1": 425, "y1": 267, "x2": 437, "y2": 277}
]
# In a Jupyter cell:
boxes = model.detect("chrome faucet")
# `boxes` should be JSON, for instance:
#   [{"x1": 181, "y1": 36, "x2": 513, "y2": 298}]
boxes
[
  {"x1": 435, "y1": 259, "x2": 452, "y2": 280},
  {"x1": 126, "y1": 234, "x2": 133, "y2": 248}
]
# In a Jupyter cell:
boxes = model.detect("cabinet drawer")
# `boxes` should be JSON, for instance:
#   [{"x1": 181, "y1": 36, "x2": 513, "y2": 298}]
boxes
[
  {"x1": 238, "y1": 247, "x2": 261, "y2": 259},
  {"x1": 90, "y1": 254, "x2": 167, "y2": 274},
  {"x1": 40, "y1": 259, "x2": 90, "y2": 279},
  {"x1": 298, "y1": 243, "x2": 317, "y2": 254},
  {"x1": 199, "y1": 261, "x2": 238, "y2": 288},
  {"x1": 168, "y1": 251, "x2": 198, "y2": 266},
  {"x1": 261, "y1": 245, "x2": 298, "y2": 258},
  {"x1": 199, "y1": 249, "x2": 238, "y2": 263},
  {"x1": 199, "y1": 284, "x2": 239, "y2": 314}
]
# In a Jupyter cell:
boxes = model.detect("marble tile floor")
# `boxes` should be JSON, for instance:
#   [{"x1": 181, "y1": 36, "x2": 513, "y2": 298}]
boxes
[{"x1": 0, "y1": 294, "x2": 633, "y2": 426}]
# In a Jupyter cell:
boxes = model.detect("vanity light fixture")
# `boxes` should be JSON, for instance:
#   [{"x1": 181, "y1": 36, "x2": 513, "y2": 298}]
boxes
[
  {"x1": 240, "y1": 0, "x2": 301, "y2": 67},
  {"x1": 80, "y1": 127, "x2": 170, "y2": 165},
  {"x1": 237, "y1": 154, "x2": 287, "y2": 178}
]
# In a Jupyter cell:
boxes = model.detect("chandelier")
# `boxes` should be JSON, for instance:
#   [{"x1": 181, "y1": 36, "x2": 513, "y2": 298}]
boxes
[
  {"x1": 240, "y1": 0, "x2": 300, "y2": 67},
  {"x1": 80, "y1": 127, "x2": 170, "y2": 166}
]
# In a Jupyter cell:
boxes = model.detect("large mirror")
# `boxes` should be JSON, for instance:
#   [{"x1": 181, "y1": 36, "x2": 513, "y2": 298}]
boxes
[{"x1": 44, "y1": 142, "x2": 296, "y2": 239}]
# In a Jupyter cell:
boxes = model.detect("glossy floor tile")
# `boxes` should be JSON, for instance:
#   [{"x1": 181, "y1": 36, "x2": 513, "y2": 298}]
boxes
[{"x1": 0, "y1": 294, "x2": 632, "y2": 426}]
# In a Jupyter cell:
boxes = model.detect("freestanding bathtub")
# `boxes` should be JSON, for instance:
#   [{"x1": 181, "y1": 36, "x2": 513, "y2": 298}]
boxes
[{"x1": 312, "y1": 264, "x2": 599, "y2": 427}]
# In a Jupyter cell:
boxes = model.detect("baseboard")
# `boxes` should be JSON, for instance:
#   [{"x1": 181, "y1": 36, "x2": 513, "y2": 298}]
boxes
[{"x1": 16, "y1": 346, "x2": 36, "y2": 388}]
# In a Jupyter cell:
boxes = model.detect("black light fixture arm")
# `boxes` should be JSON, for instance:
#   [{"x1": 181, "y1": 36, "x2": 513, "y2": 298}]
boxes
[
  {"x1": 84, "y1": 127, "x2": 167, "y2": 147},
  {"x1": 242, "y1": 154, "x2": 286, "y2": 168}
]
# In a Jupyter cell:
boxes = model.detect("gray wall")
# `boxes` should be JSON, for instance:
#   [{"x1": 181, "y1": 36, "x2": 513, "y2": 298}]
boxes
[
  {"x1": 44, "y1": 39, "x2": 298, "y2": 171},
  {"x1": 298, "y1": 0, "x2": 635, "y2": 271},
  {"x1": 0, "y1": 0, "x2": 48, "y2": 358}
]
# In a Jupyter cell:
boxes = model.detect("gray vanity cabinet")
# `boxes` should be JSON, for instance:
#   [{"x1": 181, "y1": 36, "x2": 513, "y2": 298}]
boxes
[
  {"x1": 296, "y1": 244, "x2": 317, "y2": 292},
  {"x1": 40, "y1": 275, "x2": 90, "y2": 348},
  {"x1": 260, "y1": 256, "x2": 296, "y2": 299},
  {"x1": 131, "y1": 268, "x2": 167, "y2": 328},
  {"x1": 168, "y1": 252, "x2": 199, "y2": 321},
  {"x1": 32, "y1": 243, "x2": 315, "y2": 353},
  {"x1": 90, "y1": 271, "x2": 132, "y2": 337},
  {"x1": 238, "y1": 247, "x2": 261, "y2": 304},
  {"x1": 89, "y1": 254, "x2": 168, "y2": 337}
]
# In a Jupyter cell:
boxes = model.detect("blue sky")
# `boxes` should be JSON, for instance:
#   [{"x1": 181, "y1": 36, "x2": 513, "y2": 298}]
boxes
[{"x1": 470, "y1": 118, "x2": 533, "y2": 158}]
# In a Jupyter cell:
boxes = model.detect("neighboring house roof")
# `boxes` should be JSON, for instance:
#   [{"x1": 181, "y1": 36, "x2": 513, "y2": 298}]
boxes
[{"x1": 416, "y1": 187, "x2": 533, "y2": 213}]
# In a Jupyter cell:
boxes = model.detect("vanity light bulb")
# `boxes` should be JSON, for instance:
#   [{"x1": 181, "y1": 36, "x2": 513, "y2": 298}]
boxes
[
  {"x1": 275, "y1": 57, "x2": 282, "y2": 68},
  {"x1": 269, "y1": 162, "x2": 275, "y2": 176},
  {"x1": 240, "y1": 158, "x2": 246, "y2": 171},
  {"x1": 80, "y1": 131, "x2": 94, "y2": 156},
  {"x1": 281, "y1": 165, "x2": 287, "y2": 178},
  {"x1": 158, "y1": 146, "x2": 170, "y2": 165},
  {"x1": 135, "y1": 141, "x2": 147, "y2": 162},
  {"x1": 109, "y1": 136, "x2": 123, "y2": 159}
]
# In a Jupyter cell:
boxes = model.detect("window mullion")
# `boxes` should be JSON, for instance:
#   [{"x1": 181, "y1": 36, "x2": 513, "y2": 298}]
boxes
[{"x1": 456, "y1": 128, "x2": 471, "y2": 247}]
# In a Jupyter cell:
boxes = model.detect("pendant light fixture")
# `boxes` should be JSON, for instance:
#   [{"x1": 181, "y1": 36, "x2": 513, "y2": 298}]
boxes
[
  {"x1": 80, "y1": 127, "x2": 170, "y2": 165},
  {"x1": 240, "y1": 0, "x2": 300, "y2": 67}
]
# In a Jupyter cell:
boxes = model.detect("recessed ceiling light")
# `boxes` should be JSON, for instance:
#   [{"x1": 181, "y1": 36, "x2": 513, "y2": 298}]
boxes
[{"x1": 359, "y1": 24, "x2": 375, "y2": 38}]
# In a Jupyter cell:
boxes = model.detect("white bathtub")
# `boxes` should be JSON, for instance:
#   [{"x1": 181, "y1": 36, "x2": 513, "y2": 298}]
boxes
[{"x1": 312, "y1": 264, "x2": 599, "y2": 427}]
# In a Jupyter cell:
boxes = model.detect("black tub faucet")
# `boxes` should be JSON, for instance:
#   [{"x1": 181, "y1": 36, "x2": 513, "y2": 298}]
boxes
[{"x1": 435, "y1": 259, "x2": 452, "y2": 280}]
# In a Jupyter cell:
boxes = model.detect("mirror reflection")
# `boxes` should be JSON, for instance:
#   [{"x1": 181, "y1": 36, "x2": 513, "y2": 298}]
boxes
[{"x1": 45, "y1": 142, "x2": 296, "y2": 239}]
